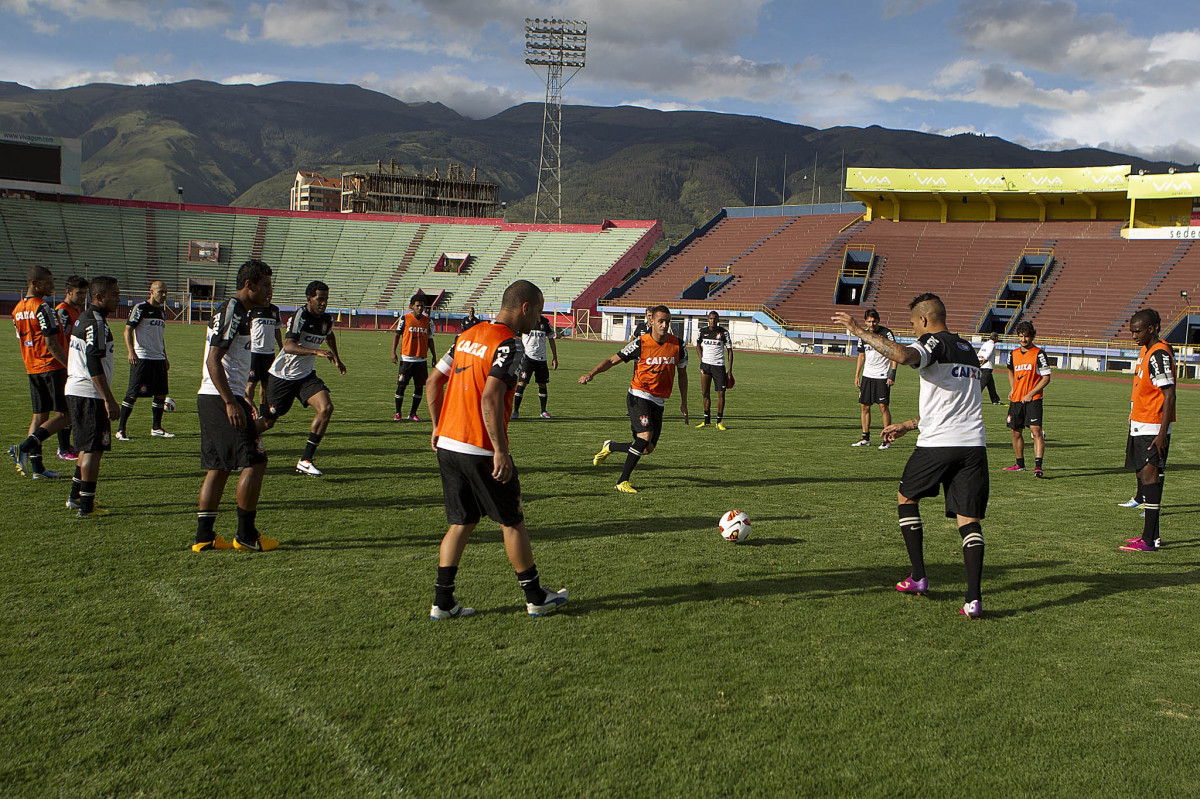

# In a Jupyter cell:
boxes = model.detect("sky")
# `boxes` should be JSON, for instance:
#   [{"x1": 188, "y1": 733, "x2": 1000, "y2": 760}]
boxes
[{"x1": 3, "y1": 0, "x2": 1200, "y2": 163}]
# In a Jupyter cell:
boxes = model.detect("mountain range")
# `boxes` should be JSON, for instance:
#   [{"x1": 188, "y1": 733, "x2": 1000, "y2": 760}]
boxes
[{"x1": 0, "y1": 80, "x2": 1178, "y2": 239}]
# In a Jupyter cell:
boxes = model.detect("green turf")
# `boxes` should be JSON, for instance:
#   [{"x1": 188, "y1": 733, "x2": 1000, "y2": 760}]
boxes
[{"x1": 3, "y1": 325, "x2": 1199, "y2": 796}]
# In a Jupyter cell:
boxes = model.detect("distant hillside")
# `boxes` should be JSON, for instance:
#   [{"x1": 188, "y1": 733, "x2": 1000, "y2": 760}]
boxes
[{"x1": 0, "y1": 80, "x2": 1178, "y2": 238}]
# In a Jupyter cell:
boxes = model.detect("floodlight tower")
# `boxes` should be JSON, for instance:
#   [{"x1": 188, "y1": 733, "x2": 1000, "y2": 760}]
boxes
[{"x1": 525, "y1": 18, "x2": 587, "y2": 224}]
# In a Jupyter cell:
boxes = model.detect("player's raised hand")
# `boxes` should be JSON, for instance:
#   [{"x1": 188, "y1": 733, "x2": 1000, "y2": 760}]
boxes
[
  {"x1": 831, "y1": 311, "x2": 862, "y2": 336},
  {"x1": 882, "y1": 421, "x2": 910, "y2": 443}
]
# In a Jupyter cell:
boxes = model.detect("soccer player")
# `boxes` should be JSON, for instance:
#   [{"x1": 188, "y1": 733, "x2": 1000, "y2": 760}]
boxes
[
  {"x1": 695, "y1": 310, "x2": 733, "y2": 430},
  {"x1": 511, "y1": 312, "x2": 557, "y2": 419},
  {"x1": 391, "y1": 293, "x2": 435, "y2": 422},
  {"x1": 259, "y1": 281, "x2": 345, "y2": 476},
  {"x1": 194, "y1": 259, "x2": 276, "y2": 553},
  {"x1": 1002, "y1": 322, "x2": 1051, "y2": 477},
  {"x1": 460, "y1": 306, "x2": 480, "y2": 333},
  {"x1": 116, "y1": 280, "x2": 173, "y2": 441},
  {"x1": 833, "y1": 293, "x2": 988, "y2": 619},
  {"x1": 425, "y1": 279, "x2": 568, "y2": 619},
  {"x1": 64, "y1": 276, "x2": 120, "y2": 518},
  {"x1": 246, "y1": 297, "x2": 282, "y2": 406},
  {"x1": 53, "y1": 275, "x2": 89, "y2": 461},
  {"x1": 10, "y1": 265, "x2": 70, "y2": 479},
  {"x1": 629, "y1": 306, "x2": 653, "y2": 341},
  {"x1": 1120, "y1": 309, "x2": 1176, "y2": 552},
  {"x1": 851, "y1": 308, "x2": 896, "y2": 449},
  {"x1": 580, "y1": 305, "x2": 689, "y2": 494},
  {"x1": 977, "y1": 332, "x2": 1002, "y2": 405}
]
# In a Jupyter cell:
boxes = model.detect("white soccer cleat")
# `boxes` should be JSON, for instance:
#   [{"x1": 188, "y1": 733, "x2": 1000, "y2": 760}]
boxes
[
  {"x1": 851, "y1": 438, "x2": 870, "y2": 447},
  {"x1": 114, "y1": 431, "x2": 132, "y2": 441},
  {"x1": 150, "y1": 429, "x2": 175, "y2": 438},
  {"x1": 1117, "y1": 497, "x2": 1144, "y2": 509},
  {"x1": 430, "y1": 603, "x2": 476, "y2": 620},
  {"x1": 295, "y1": 459, "x2": 324, "y2": 476},
  {"x1": 527, "y1": 587, "x2": 568, "y2": 617},
  {"x1": 878, "y1": 442, "x2": 891, "y2": 450}
]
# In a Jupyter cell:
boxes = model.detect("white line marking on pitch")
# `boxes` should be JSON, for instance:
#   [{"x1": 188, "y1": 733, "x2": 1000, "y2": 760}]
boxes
[{"x1": 151, "y1": 582, "x2": 401, "y2": 795}]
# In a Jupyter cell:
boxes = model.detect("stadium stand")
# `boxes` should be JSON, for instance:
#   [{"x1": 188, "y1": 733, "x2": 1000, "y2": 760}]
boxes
[
  {"x1": 0, "y1": 196, "x2": 660, "y2": 323},
  {"x1": 602, "y1": 210, "x2": 1198, "y2": 341}
]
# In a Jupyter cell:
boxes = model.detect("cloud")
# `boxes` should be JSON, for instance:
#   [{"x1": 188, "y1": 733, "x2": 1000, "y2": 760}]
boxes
[
  {"x1": 8, "y1": 0, "x2": 232, "y2": 31},
  {"x1": 359, "y1": 68, "x2": 538, "y2": 118},
  {"x1": 220, "y1": 72, "x2": 282, "y2": 86}
]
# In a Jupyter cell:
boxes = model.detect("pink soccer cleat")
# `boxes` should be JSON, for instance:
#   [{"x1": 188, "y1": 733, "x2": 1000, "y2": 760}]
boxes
[{"x1": 895, "y1": 575, "x2": 928, "y2": 595}]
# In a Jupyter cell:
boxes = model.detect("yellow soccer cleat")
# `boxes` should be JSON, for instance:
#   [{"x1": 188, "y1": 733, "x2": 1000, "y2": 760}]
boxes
[
  {"x1": 615, "y1": 481, "x2": 638, "y2": 494},
  {"x1": 695, "y1": 421, "x2": 709, "y2": 428},
  {"x1": 191, "y1": 534, "x2": 233, "y2": 553},
  {"x1": 233, "y1": 533, "x2": 279, "y2": 552},
  {"x1": 716, "y1": 422, "x2": 727, "y2": 431},
  {"x1": 592, "y1": 440, "x2": 613, "y2": 466}
]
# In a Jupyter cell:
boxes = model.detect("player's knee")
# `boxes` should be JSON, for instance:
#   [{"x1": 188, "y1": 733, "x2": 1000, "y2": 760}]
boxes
[{"x1": 959, "y1": 521, "x2": 983, "y2": 549}]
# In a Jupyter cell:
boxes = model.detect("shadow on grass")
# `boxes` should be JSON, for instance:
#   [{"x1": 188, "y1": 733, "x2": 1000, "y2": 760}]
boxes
[
  {"x1": 988, "y1": 562, "x2": 1200, "y2": 618},
  {"x1": 547, "y1": 559, "x2": 1072, "y2": 616}
]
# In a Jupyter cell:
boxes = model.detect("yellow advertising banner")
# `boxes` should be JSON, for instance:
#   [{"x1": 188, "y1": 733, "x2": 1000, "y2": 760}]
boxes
[
  {"x1": 846, "y1": 165, "x2": 1131, "y2": 193},
  {"x1": 1127, "y1": 173, "x2": 1200, "y2": 200}
]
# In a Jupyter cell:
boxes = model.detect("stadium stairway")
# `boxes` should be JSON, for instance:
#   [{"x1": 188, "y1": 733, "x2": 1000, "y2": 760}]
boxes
[{"x1": 1104, "y1": 241, "x2": 1195, "y2": 337}]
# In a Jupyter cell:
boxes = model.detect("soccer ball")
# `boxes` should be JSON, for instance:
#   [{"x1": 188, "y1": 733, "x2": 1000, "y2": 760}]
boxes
[
  {"x1": 163, "y1": 396, "x2": 176, "y2": 412},
  {"x1": 718, "y1": 510, "x2": 751, "y2": 543}
]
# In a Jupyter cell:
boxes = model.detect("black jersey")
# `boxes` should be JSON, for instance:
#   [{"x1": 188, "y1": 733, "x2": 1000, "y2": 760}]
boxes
[
  {"x1": 65, "y1": 306, "x2": 114, "y2": 399},
  {"x1": 696, "y1": 325, "x2": 731, "y2": 367}
]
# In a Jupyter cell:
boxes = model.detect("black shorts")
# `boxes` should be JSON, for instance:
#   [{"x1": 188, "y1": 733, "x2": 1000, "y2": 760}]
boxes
[
  {"x1": 198, "y1": 394, "x2": 268, "y2": 472},
  {"x1": 701, "y1": 363, "x2": 728, "y2": 391},
  {"x1": 899, "y1": 446, "x2": 989, "y2": 520},
  {"x1": 858, "y1": 376, "x2": 891, "y2": 406},
  {"x1": 1126, "y1": 434, "x2": 1170, "y2": 472},
  {"x1": 398, "y1": 360, "x2": 429, "y2": 389},
  {"x1": 29, "y1": 369, "x2": 67, "y2": 415},
  {"x1": 437, "y1": 448, "x2": 524, "y2": 527},
  {"x1": 262, "y1": 371, "x2": 328, "y2": 420},
  {"x1": 248, "y1": 352, "x2": 276, "y2": 386},
  {"x1": 1006, "y1": 399, "x2": 1044, "y2": 430},
  {"x1": 67, "y1": 395, "x2": 111, "y2": 453},
  {"x1": 627, "y1": 393, "x2": 665, "y2": 447},
  {"x1": 518, "y1": 357, "x2": 550, "y2": 385},
  {"x1": 127, "y1": 358, "x2": 169, "y2": 398}
]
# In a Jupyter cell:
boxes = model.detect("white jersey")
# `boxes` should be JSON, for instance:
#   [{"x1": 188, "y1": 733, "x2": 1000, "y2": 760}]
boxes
[
  {"x1": 249, "y1": 304, "x2": 281, "y2": 354},
  {"x1": 270, "y1": 307, "x2": 333, "y2": 381},
  {"x1": 908, "y1": 331, "x2": 986, "y2": 447},
  {"x1": 199, "y1": 298, "x2": 253, "y2": 396},
  {"x1": 521, "y1": 316, "x2": 554, "y2": 362},
  {"x1": 126, "y1": 301, "x2": 167, "y2": 360},
  {"x1": 65, "y1": 307, "x2": 115, "y2": 399},
  {"x1": 976, "y1": 339, "x2": 996, "y2": 371},
  {"x1": 696, "y1": 325, "x2": 731, "y2": 367},
  {"x1": 859, "y1": 326, "x2": 897, "y2": 380}
]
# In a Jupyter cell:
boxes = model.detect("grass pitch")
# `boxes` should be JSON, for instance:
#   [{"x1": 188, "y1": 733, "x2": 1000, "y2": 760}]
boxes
[{"x1": 3, "y1": 325, "x2": 1200, "y2": 796}]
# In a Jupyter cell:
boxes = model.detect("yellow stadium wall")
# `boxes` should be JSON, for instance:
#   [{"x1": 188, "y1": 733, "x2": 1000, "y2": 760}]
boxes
[{"x1": 1131, "y1": 198, "x2": 1193, "y2": 227}]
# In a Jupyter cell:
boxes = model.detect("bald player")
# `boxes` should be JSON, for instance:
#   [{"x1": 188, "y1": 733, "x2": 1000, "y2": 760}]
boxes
[
  {"x1": 116, "y1": 280, "x2": 174, "y2": 440},
  {"x1": 425, "y1": 279, "x2": 568, "y2": 618}
]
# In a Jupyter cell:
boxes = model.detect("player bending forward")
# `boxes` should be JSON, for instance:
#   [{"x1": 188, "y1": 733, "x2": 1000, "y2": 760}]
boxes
[
  {"x1": 424, "y1": 279, "x2": 568, "y2": 619},
  {"x1": 834, "y1": 293, "x2": 988, "y2": 619}
]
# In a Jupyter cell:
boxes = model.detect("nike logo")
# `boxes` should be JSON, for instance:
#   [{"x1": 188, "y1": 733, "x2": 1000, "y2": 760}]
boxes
[{"x1": 454, "y1": 365, "x2": 470, "y2": 374}]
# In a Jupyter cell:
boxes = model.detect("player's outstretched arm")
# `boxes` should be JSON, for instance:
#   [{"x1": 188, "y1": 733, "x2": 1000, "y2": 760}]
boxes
[
  {"x1": 831, "y1": 312, "x2": 919, "y2": 366},
  {"x1": 579, "y1": 354, "x2": 622, "y2": 384},
  {"x1": 882, "y1": 417, "x2": 919, "y2": 443}
]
